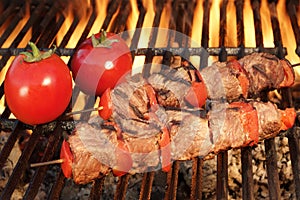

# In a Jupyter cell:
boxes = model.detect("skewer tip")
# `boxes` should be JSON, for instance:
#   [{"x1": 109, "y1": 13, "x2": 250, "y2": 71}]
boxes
[{"x1": 30, "y1": 159, "x2": 64, "y2": 168}]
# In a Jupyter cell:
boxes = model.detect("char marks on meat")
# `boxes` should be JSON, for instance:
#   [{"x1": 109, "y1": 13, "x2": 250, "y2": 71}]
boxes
[
  {"x1": 239, "y1": 53, "x2": 285, "y2": 95},
  {"x1": 123, "y1": 131, "x2": 161, "y2": 173},
  {"x1": 168, "y1": 111, "x2": 212, "y2": 160},
  {"x1": 68, "y1": 122, "x2": 117, "y2": 184},
  {"x1": 251, "y1": 101, "x2": 282, "y2": 139},
  {"x1": 201, "y1": 62, "x2": 243, "y2": 100},
  {"x1": 111, "y1": 73, "x2": 148, "y2": 120},
  {"x1": 147, "y1": 68, "x2": 191, "y2": 108}
]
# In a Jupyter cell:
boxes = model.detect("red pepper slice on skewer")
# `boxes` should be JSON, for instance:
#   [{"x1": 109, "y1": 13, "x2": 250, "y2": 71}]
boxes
[
  {"x1": 99, "y1": 88, "x2": 113, "y2": 120},
  {"x1": 159, "y1": 127, "x2": 172, "y2": 172},
  {"x1": 112, "y1": 140, "x2": 133, "y2": 177},
  {"x1": 185, "y1": 70, "x2": 208, "y2": 108},
  {"x1": 60, "y1": 140, "x2": 74, "y2": 178},
  {"x1": 279, "y1": 59, "x2": 295, "y2": 87},
  {"x1": 279, "y1": 108, "x2": 296, "y2": 130},
  {"x1": 229, "y1": 102, "x2": 259, "y2": 147}
]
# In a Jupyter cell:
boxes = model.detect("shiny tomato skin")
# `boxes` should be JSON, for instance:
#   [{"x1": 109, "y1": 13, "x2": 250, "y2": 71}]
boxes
[
  {"x1": 71, "y1": 32, "x2": 132, "y2": 96},
  {"x1": 4, "y1": 54, "x2": 72, "y2": 125}
]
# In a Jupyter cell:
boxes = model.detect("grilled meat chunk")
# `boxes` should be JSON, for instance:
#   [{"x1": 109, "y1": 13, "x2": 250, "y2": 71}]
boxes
[
  {"x1": 201, "y1": 61, "x2": 243, "y2": 100},
  {"x1": 68, "y1": 123, "x2": 116, "y2": 184},
  {"x1": 238, "y1": 53, "x2": 285, "y2": 95}
]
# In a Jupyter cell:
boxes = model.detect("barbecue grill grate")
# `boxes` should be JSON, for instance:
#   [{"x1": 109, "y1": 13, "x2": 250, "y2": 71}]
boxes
[{"x1": 0, "y1": 0, "x2": 300, "y2": 199}]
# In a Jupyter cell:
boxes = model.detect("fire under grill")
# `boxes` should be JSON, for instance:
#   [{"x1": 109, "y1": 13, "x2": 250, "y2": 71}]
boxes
[{"x1": 0, "y1": 0, "x2": 300, "y2": 199}]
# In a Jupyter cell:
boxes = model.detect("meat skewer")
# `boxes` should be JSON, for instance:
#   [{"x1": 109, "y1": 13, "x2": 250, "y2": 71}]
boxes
[
  {"x1": 183, "y1": 52, "x2": 295, "y2": 106},
  {"x1": 60, "y1": 101, "x2": 295, "y2": 185},
  {"x1": 29, "y1": 52, "x2": 293, "y2": 185}
]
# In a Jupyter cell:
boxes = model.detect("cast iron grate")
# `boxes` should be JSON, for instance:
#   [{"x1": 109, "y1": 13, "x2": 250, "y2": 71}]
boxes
[{"x1": 0, "y1": 0, "x2": 299, "y2": 199}]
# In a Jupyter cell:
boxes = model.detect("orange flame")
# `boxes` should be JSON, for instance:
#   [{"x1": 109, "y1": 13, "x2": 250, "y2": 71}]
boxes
[
  {"x1": 277, "y1": 0, "x2": 300, "y2": 65},
  {"x1": 209, "y1": 0, "x2": 221, "y2": 47},
  {"x1": 226, "y1": 0, "x2": 237, "y2": 47},
  {"x1": 127, "y1": 0, "x2": 139, "y2": 32},
  {"x1": 191, "y1": 0, "x2": 204, "y2": 46},
  {"x1": 260, "y1": 0, "x2": 274, "y2": 47},
  {"x1": 244, "y1": 0, "x2": 256, "y2": 47}
]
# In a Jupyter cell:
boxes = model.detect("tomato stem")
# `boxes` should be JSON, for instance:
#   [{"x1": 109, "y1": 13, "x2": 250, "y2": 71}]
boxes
[
  {"x1": 20, "y1": 42, "x2": 56, "y2": 63},
  {"x1": 91, "y1": 30, "x2": 119, "y2": 48}
]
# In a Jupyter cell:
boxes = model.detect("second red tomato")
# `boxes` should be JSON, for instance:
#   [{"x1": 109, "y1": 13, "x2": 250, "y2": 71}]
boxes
[{"x1": 71, "y1": 31, "x2": 132, "y2": 96}]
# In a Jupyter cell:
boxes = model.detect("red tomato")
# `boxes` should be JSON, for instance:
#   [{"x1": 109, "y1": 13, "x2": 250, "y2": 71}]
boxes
[
  {"x1": 4, "y1": 42, "x2": 72, "y2": 125},
  {"x1": 71, "y1": 31, "x2": 132, "y2": 96}
]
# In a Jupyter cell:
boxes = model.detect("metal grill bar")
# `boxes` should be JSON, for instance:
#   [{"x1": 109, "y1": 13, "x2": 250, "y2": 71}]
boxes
[
  {"x1": 23, "y1": 124, "x2": 63, "y2": 200},
  {"x1": 235, "y1": 1, "x2": 255, "y2": 199},
  {"x1": 0, "y1": 127, "x2": 42, "y2": 199},
  {"x1": 241, "y1": 147, "x2": 254, "y2": 200},
  {"x1": 0, "y1": 47, "x2": 287, "y2": 57},
  {"x1": 47, "y1": 170, "x2": 66, "y2": 200},
  {"x1": 201, "y1": 0, "x2": 211, "y2": 49},
  {"x1": 216, "y1": 1, "x2": 229, "y2": 199},
  {"x1": 286, "y1": 2, "x2": 300, "y2": 56},
  {"x1": 89, "y1": 176, "x2": 105, "y2": 200},
  {"x1": 114, "y1": 174, "x2": 130, "y2": 200},
  {"x1": 288, "y1": 127, "x2": 300, "y2": 200},
  {"x1": 139, "y1": 171, "x2": 155, "y2": 200},
  {"x1": 190, "y1": 158, "x2": 203, "y2": 200},
  {"x1": 164, "y1": 161, "x2": 180, "y2": 200}
]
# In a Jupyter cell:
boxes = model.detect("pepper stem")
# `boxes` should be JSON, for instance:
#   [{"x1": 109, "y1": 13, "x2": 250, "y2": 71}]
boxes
[
  {"x1": 20, "y1": 42, "x2": 56, "y2": 62},
  {"x1": 91, "y1": 29, "x2": 119, "y2": 48}
]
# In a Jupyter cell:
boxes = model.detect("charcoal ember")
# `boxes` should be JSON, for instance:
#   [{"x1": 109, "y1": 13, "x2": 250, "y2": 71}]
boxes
[
  {"x1": 0, "y1": 131, "x2": 22, "y2": 192},
  {"x1": 238, "y1": 53, "x2": 285, "y2": 95},
  {"x1": 60, "y1": 179, "x2": 92, "y2": 200},
  {"x1": 227, "y1": 149, "x2": 242, "y2": 198}
]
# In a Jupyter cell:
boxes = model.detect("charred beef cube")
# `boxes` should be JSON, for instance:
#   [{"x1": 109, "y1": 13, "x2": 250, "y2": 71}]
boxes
[
  {"x1": 200, "y1": 61, "x2": 243, "y2": 101},
  {"x1": 122, "y1": 131, "x2": 161, "y2": 174},
  {"x1": 111, "y1": 73, "x2": 149, "y2": 120},
  {"x1": 147, "y1": 69, "x2": 191, "y2": 108},
  {"x1": 251, "y1": 101, "x2": 282, "y2": 139},
  {"x1": 167, "y1": 110, "x2": 212, "y2": 160},
  {"x1": 68, "y1": 122, "x2": 119, "y2": 184},
  {"x1": 238, "y1": 52, "x2": 285, "y2": 95},
  {"x1": 208, "y1": 102, "x2": 259, "y2": 152}
]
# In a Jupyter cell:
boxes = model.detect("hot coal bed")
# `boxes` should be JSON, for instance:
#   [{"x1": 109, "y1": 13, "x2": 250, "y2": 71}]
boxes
[{"x1": 0, "y1": 0, "x2": 300, "y2": 199}]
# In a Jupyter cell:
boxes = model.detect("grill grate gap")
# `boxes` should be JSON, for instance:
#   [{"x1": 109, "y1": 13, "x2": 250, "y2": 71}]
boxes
[
  {"x1": 139, "y1": 171, "x2": 155, "y2": 200},
  {"x1": 23, "y1": 124, "x2": 63, "y2": 200},
  {"x1": 0, "y1": 127, "x2": 42, "y2": 199}
]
